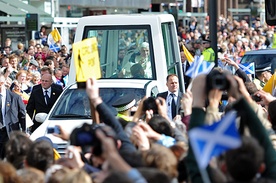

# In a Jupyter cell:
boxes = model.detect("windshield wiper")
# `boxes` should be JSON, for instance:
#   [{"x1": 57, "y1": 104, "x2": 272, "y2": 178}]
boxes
[{"x1": 51, "y1": 114, "x2": 91, "y2": 118}]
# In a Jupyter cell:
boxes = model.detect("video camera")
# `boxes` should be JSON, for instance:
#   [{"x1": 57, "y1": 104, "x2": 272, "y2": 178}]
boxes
[{"x1": 70, "y1": 123, "x2": 117, "y2": 156}]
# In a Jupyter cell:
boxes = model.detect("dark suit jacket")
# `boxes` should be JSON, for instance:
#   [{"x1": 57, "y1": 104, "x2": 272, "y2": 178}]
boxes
[
  {"x1": 183, "y1": 61, "x2": 191, "y2": 91},
  {"x1": 4, "y1": 89, "x2": 26, "y2": 136},
  {"x1": 157, "y1": 91, "x2": 183, "y2": 116},
  {"x1": 27, "y1": 84, "x2": 63, "y2": 121}
]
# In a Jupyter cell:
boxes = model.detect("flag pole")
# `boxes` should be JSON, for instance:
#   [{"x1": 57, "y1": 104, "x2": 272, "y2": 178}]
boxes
[{"x1": 199, "y1": 168, "x2": 211, "y2": 183}]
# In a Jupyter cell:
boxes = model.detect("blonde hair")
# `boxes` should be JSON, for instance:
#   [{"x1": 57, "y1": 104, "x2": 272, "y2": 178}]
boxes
[
  {"x1": 61, "y1": 169, "x2": 93, "y2": 183},
  {"x1": 142, "y1": 144, "x2": 178, "y2": 179}
]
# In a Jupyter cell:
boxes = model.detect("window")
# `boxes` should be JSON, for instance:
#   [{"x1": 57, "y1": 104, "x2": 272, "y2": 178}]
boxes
[
  {"x1": 162, "y1": 22, "x2": 178, "y2": 74},
  {"x1": 82, "y1": 25, "x2": 155, "y2": 80},
  {"x1": 50, "y1": 87, "x2": 145, "y2": 119}
]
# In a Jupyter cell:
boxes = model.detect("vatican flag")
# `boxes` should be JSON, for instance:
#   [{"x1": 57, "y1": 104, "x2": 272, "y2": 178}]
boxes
[
  {"x1": 182, "y1": 45, "x2": 194, "y2": 62},
  {"x1": 47, "y1": 28, "x2": 62, "y2": 45},
  {"x1": 47, "y1": 28, "x2": 62, "y2": 52}
]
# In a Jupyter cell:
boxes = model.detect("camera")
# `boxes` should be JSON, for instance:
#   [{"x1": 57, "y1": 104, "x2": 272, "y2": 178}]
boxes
[
  {"x1": 251, "y1": 94, "x2": 262, "y2": 102},
  {"x1": 142, "y1": 97, "x2": 162, "y2": 114},
  {"x1": 70, "y1": 123, "x2": 117, "y2": 156},
  {"x1": 47, "y1": 126, "x2": 61, "y2": 134},
  {"x1": 206, "y1": 69, "x2": 230, "y2": 92}
]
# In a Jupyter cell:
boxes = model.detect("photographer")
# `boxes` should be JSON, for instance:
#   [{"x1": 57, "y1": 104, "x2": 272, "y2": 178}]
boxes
[
  {"x1": 130, "y1": 96, "x2": 188, "y2": 149},
  {"x1": 186, "y1": 73, "x2": 276, "y2": 183},
  {"x1": 84, "y1": 77, "x2": 137, "y2": 152}
]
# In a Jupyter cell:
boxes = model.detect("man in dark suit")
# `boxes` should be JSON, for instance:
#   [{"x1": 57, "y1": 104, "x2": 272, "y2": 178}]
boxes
[
  {"x1": 157, "y1": 74, "x2": 182, "y2": 120},
  {"x1": 32, "y1": 66, "x2": 63, "y2": 91},
  {"x1": 27, "y1": 73, "x2": 63, "y2": 133},
  {"x1": 181, "y1": 50, "x2": 191, "y2": 91},
  {"x1": 0, "y1": 74, "x2": 26, "y2": 159}
]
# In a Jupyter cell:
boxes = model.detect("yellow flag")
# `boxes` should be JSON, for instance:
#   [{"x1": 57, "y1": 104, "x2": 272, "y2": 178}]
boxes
[
  {"x1": 47, "y1": 28, "x2": 62, "y2": 45},
  {"x1": 272, "y1": 33, "x2": 276, "y2": 49},
  {"x1": 263, "y1": 72, "x2": 276, "y2": 94},
  {"x1": 182, "y1": 45, "x2": 194, "y2": 62},
  {"x1": 73, "y1": 37, "x2": 101, "y2": 82}
]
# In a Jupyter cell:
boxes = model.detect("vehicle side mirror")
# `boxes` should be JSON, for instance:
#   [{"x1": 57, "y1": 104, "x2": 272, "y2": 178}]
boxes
[{"x1": 35, "y1": 113, "x2": 48, "y2": 123}]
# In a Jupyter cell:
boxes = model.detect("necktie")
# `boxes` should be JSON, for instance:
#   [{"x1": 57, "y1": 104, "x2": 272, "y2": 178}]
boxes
[
  {"x1": 45, "y1": 90, "x2": 50, "y2": 105},
  {"x1": 182, "y1": 63, "x2": 186, "y2": 73},
  {"x1": 0, "y1": 94, "x2": 3, "y2": 128},
  {"x1": 170, "y1": 93, "x2": 176, "y2": 119}
]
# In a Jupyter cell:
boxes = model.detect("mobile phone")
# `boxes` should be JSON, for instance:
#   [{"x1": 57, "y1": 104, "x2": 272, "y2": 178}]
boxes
[{"x1": 47, "y1": 126, "x2": 61, "y2": 134}]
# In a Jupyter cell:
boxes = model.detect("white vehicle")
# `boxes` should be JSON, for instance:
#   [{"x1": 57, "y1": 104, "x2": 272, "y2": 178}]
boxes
[
  {"x1": 68, "y1": 13, "x2": 185, "y2": 92},
  {"x1": 30, "y1": 80, "x2": 159, "y2": 155},
  {"x1": 30, "y1": 14, "x2": 184, "y2": 155}
]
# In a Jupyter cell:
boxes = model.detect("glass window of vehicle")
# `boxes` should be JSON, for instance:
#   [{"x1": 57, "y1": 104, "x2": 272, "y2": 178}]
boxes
[
  {"x1": 82, "y1": 26, "x2": 155, "y2": 80},
  {"x1": 49, "y1": 87, "x2": 146, "y2": 119},
  {"x1": 241, "y1": 53, "x2": 276, "y2": 73},
  {"x1": 162, "y1": 22, "x2": 178, "y2": 74}
]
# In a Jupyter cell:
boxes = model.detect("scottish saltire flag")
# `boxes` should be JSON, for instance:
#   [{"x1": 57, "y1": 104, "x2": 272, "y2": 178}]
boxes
[
  {"x1": 189, "y1": 111, "x2": 241, "y2": 169},
  {"x1": 239, "y1": 62, "x2": 255, "y2": 74},
  {"x1": 185, "y1": 55, "x2": 215, "y2": 78},
  {"x1": 47, "y1": 28, "x2": 62, "y2": 52},
  {"x1": 49, "y1": 43, "x2": 61, "y2": 52}
]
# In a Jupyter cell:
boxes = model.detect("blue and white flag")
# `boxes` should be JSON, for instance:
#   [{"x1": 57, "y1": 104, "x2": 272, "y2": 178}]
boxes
[
  {"x1": 239, "y1": 62, "x2": 255, "y2": 75},
  {"x1": 49, "y1": 43, "x2": 61, "y2": 52},
  {"x1": 189, "y1": 111, "x2": 241, "y2": 169},
  {"x1": 185, "y1": 55, "x2": 215, "y2": 78}
]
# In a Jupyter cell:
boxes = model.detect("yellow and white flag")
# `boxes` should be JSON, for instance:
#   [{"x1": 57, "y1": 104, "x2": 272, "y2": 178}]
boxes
[
  {"x1": 182, "y1": 45, "x2": 194, "y2": 62},
  {"x1": 47, "y1": 28, "x2": 62, "y2": 46},
  {"x1": 263, "y1": 72, "x2": 276, "y2": 95}
]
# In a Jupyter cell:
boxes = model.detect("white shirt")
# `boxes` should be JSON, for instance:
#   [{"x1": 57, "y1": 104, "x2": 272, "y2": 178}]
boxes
[
  {"x1": 0, "y1": 88, "x2": 7, "y2": 127},
  {"x1": 166, "y1": 91, "x2": 178, "y2": 120}
]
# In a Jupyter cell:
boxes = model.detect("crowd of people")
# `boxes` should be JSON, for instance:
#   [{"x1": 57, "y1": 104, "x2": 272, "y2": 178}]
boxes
[
  {"x1": 0, "y1": 14, "x2": 275, "y2": 183},
  {"x1": 178, "y1": 15, "x2": 274, "y2": 61}
]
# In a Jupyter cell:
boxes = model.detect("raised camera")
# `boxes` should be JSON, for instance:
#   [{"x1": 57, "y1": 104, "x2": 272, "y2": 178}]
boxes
[
  {"x1": 70, "y1": 123, "x2": 117, "y2": 156},
  {"x1": 47, "y1": 126, "x2": 60, "y2": 134},
  {"x1": 251, "y1": 95, "x2": 262, "y2": 102},
  {"x1": 206, "y1": 69, "x2": 230, "y2": 92},
  {"x1": 142, "y1": 97, "x2": 161, "y2": 114}
]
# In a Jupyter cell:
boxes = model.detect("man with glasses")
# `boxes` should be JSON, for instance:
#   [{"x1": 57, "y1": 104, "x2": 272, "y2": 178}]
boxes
[{"x1": 27, "y1": 73, "x2": 62, "y2": 133}]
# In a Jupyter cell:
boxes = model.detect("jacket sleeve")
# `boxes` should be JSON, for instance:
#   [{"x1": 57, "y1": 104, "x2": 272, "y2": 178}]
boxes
[
  {"x1": 233, "y1": 98, "x2": 276, "y2": 181},
  {"x1": 26, "y1": 91, "x2": 35, "y2": 119},
  {"x1": 96, "y1": 102, "x2": 136, "y2": 153},
  {"x1": 186, "y1": 108, "x2": 206, "y2": 183},
  {"x1": 235, "y1": 68, "x2": 251, "y2": 82},
  {"x1": 17, "y1": 95, "x2": 26, "y2": 132}
]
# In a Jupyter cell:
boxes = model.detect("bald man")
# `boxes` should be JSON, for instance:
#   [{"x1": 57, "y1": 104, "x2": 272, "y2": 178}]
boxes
[{"x1": 27, "y1": 73, "x2": 63, "y2": 133}]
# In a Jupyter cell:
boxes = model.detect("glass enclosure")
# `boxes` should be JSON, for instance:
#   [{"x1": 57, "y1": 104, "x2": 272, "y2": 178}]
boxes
[
  {"x1": 82, "y1": 25, "x2": 155, "y2": 80},
  {"x1": 49, "y1": 87, "x2": 145, "y2": 119}
]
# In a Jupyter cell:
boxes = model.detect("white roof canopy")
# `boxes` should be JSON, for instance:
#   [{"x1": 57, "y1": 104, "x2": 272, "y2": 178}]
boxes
[{"x1": 0, "y1": 0, "x2": 50, "y2": 16}]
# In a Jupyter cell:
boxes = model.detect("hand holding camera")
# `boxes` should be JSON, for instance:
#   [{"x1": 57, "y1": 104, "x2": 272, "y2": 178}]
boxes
[
  {"x1": 52, "y1": 125, "x2": 70, "y2": 141},
  {"x1": 70, "y1": 123, "x2": 118, "y2": 157},
  {"x1": 254, "y1": 90, "x2": 276, "y2": 106},
  {"x1": 192, "y1": 69, "x2": 247, "y2": 108}
]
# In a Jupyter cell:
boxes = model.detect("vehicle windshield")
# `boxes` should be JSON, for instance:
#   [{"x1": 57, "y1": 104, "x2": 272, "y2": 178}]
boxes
[
  {"x1": 240, "y1": 54, "x2": 276, "y2": 72},
  {"x1": 83, "y1": 25, "x2": 155, "y2": 80},
  {"x1": 49, "y1": 87, "x2": 145, "y2": 119}
]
